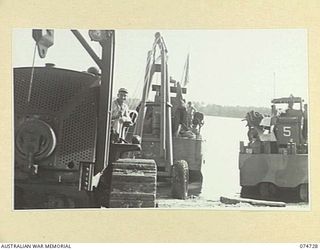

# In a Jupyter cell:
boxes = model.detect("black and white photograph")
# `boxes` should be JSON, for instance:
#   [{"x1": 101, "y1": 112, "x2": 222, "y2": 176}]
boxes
[{"x1": 13, "y1": 28, "x2": 308, "y2": 210}]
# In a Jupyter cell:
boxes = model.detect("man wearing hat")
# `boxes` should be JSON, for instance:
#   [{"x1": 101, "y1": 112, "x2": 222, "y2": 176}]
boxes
[{"x1": 111, "y1": 88, "x2": 132, "y2": 138}]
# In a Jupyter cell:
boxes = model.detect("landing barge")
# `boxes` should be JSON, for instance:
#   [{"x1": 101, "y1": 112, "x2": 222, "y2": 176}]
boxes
[{"x1": 239, "y1": 96, "x2": 308, "y2": 202}]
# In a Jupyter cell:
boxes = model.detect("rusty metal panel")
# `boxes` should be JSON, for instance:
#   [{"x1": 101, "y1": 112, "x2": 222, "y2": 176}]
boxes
[{"x1": 239, "y1": 154, "x2": 308, "y2": 187}]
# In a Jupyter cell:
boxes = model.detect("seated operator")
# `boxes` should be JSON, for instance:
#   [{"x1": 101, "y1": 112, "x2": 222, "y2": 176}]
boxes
[{"x1": 111, "y1": 88, "x2": 132, "y2": 138}]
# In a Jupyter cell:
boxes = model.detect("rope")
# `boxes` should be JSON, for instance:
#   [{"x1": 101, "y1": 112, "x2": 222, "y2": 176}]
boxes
[
  {"x1": 127, "y1": 35, "x2": 161, "y2": 108},
  {"x1": 127, "y1": 66, "x2": 144, "y2": 108},
  {"x1": 27, "y1": 43, "x2": 37, "y2": 103}
]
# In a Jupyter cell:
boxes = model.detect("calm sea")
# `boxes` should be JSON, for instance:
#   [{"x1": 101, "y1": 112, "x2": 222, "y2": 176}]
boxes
[{"x1": 200, "y1": 115, "x2": 248, "y2": 200}]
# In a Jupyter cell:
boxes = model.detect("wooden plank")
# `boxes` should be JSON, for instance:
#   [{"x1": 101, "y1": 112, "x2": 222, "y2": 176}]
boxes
[
  {"x1": 113, "y1": 165, "x2": 156, "y2": 171},
  {"x1": 152, "y1": 84, "x2": 187, "y2": 94},
  {"x1": 115, "y1": 158, "x2": 156, "y2": 164},
  {"x1": 112, "y1": 169, "x2": 156, "y2": 175},
  {"x1": 113, "y1": 160, "x2": 156, "y2": 170},
  {"x1": 220, "y1": 196, "x2": 286, "y2": 207}
]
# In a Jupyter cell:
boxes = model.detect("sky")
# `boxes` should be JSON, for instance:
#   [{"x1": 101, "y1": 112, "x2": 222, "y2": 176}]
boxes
[{"x1": 12, "y1": 29, "x2": 308, "y2": 108}]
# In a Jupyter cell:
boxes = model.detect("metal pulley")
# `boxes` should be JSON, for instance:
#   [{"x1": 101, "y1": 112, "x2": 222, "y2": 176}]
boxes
[
  {"x1": 15, "y1": 117, "x2": 57, "y2": 169},
  {"x1": 32, "y1": 29, "x2": 54, "y2": 58}
]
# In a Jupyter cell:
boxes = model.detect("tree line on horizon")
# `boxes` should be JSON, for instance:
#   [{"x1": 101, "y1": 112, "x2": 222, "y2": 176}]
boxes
[
  {"x1": 192, "y1": 101, "x2": 270, "y2": 119},
  {"x1": 126, "y1": 98, "x2": 271, "y2": 119}
]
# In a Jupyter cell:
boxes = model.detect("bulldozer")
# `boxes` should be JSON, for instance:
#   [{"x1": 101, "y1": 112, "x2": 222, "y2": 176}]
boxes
[
  {"x1": 239, "y1": 95, "x2": 308, "y2": 202},
  {"x1": 14, "y1": 29, "x2": 157, "y2": 209},
  {"x1": 129, "y1": 32, "x2": 205, "y2": 199}
]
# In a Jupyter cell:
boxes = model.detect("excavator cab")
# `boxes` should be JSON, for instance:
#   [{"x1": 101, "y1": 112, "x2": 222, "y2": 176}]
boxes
[{"x1": 132, "y1": 33, "x2": 204, "y2": 199}]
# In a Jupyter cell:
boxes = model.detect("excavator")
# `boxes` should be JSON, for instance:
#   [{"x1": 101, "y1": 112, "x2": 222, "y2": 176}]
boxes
[
  {"x1": 129, "y1": 32, "x2": 205, "y2": 199},
  {"x1": 14, "y1": 29, "x2": 157, "y2": 209}
]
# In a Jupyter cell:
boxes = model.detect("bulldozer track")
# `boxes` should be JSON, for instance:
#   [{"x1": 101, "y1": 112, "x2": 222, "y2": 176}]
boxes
[{"x1": 109, "y1": 159, "x2": 157, "y2": 208}]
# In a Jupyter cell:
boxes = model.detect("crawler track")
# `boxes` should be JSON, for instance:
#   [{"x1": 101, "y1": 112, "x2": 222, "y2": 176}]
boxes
[{"x1": 109, "y1": 159, "x2": 157, "y2": 208}]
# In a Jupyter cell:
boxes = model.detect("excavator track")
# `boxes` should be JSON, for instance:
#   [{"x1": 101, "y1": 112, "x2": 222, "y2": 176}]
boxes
[{"x1": 109, "y1": 159, "x2": 157, "y2": 208}]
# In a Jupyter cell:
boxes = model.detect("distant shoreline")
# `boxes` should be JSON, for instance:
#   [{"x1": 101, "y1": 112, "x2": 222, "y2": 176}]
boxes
[
  {"x1": 204, "y1": 114, "x2": 245, "y2": 119},
  {"x1": 193, "y1": 102, "x2": 270, "y2": 119},
  {"x1": 127, "y1": 98, "x2": 270, "y2": 119}
]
